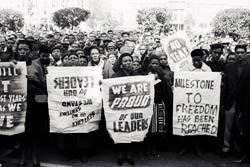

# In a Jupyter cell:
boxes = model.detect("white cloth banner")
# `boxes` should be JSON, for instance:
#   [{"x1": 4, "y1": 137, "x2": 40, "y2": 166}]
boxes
[
  {"x1": 47, "y1": 67, "x2": 103, "y2": 133},
  {"x1": 0, "y1": 62, "x2": 27, "y2": 135},
  {"x1": 102, "y1": 75, "x2": 155, "y2": 143},
  {"x1": 161, "y1": 31, "x2": 192, "y2": 72},
  {"x1": 173, "y1": 72, "x2": 221, "y2": 136}
]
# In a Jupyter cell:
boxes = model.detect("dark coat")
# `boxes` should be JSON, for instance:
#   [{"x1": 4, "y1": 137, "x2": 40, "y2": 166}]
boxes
[
  {"x1": 223, "y1": 61, "x2": 248, "y2": 110},
  {"x1": 25, "y1": 58, "x2": 49, "y2": 135},
  {"x1": 236, "y1": 66, "x2": 250, "y2": 133}
]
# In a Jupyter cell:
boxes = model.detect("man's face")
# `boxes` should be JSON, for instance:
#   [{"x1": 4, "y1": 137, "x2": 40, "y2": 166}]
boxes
[
  {"x1": 47, "y1": 38, "x2": 56, "y2": 48},
  {"x1": 211, "y1": 48, "x2": 223, "y2": 62},
  {"x1": 89, "y1": 33, "x2": 95, "y2": 42},
  {"x1": 133, "y1": 61, "x2": 140, "y2": 71},
  {"x1": 76, "y1": 50, "x2": 84, "y2": 57},
  {"x1": 122, "y1": 34, "x2": 129, "y2": 41},
  {"x1": 121, "y1": 56, "x2": 133, "y2": 71},
  {"x1": 139, "y1": 45, "x2": 147, "y2": 55},
  {"x1": 79, "y1": 57, "x2": 88, "y2": 66},
  {"x1": 68, "y1": 54, "x2": 79, "y2": 66},
  {"x1": 18, "y1": 44, "x2": 31, "y2": 61},
  {"x1": 159, "y1": 55, "x2": 168, "y2": 66},
  {"x1": 126, "y1": 41, "x2": 135, "y2": 54},
  {"x1": 51, "y1": 49, "x2": 62, "y2": 62},
  {"x1": 40, "y1": 52, "x2": 50, "y2": 66},
  {"x1": 101, "y1": 34, "x2": 107, "y2": 40},
  {"x1": 192, "y1": 56, "x2": 203, "y2": 69},
  {"x1": 68, "y1": 35, "x2": 75, "y2": 44},
  {"x1": 90, "y1": 48, "x2": 100, "y2": 63},
  {"x1": 149, "y1": 59, "x2": 160, "y2": 68},
  {"x1": 77, "y1": 33, "x2": 84, "y2": 41},
  {"x1": 235, "y1": 48, "x2": 246, "y2": 61}
]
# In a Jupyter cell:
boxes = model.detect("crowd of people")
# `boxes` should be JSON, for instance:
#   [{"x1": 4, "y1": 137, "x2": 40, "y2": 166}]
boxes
[{"x1": 0, "y1": 28, "x2": 250, "y2": 167}]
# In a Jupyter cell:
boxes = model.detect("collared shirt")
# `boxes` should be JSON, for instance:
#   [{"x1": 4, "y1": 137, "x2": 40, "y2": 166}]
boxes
[{"x1": 181, "y1": 62, "x2": 212, "y2": 72}]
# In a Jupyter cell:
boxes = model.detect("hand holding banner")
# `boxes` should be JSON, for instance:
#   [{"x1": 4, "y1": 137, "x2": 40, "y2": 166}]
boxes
[
  {"x1": 47, "y1": 66, "x2": 103, "y2": 133},
  {"x1": 173, "y1": 72, "x2": 221, "y2": 136},
  {"x1": 0, "y1": 62, "x2": 27, "y2": 135},
  {"x1": 102, "y1": 75, "x2": 155, "y2": 143}
]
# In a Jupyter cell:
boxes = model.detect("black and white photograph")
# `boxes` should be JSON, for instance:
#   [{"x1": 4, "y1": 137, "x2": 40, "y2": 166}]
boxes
[{"x1": 0, "y1": 0, "x2": 250, "y2": 166}]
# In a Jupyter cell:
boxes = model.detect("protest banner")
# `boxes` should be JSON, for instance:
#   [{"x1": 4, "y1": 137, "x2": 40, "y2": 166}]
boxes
[
  {"x1": 173, "y1": 72, "x2": 221, "y2": 136},
  {"x1": 161, "y1": 31, "x2": 192, "y2": 72},
  {"x1": 47, "y1": 67, "x2": 103, "y2": 133},
  {"x1": 0, "y1": 62, "x2": 27, "y2": 135},
  {"x1": 102, "y1": 75, "x2": 155, "y2": 143}
]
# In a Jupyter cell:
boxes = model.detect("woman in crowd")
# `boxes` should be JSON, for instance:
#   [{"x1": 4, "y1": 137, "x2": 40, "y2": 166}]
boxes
[
  {"x1": 226, "y1": 52, "x2": 236, "y2": 64},
  {"x1": 159, "y1": 53, "x2": 173, "y2": 86},
  {"x1": 142, "y1": 55, "x2": 173, "y2": 157},
  {"x1": 107, "y1": 51, "x2": 118, "y2": 66},
  {"x1": 88, "y1": 46, "x2": 114, "y2": 79},
  {"x1": 111, "y1": 53, "x2": 141, "y2": 166}
]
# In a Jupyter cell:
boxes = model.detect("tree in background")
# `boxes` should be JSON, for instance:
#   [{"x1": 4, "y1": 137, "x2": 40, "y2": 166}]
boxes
[
  {"x1": 136, "y1": 7, "x2": 172, "y2": 34},
  {"x1": 52, "y1": 7, "x2": 90, "y2": 29},
  {"x1": 99, "y1": 12, "x2": 119, "y2": 32},
  {"x1": 0, "y1": 9, "x2": 24, "y2": 33},
  {"x1": 211, "y1": 9, "x2": 250, "y2": 38}
]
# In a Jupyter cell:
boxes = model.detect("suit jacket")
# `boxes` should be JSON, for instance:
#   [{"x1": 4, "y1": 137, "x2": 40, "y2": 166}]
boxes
[
  {"x1": 224, "y1": 61, "x2": 248, "y2": 110},
  {"x1": 27, "y1": 58, "x2": 47, "y2": 102}
]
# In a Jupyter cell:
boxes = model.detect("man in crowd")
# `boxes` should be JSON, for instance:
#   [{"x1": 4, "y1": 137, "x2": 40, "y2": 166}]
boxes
[{"x1": 222, "y1": 44, "x2": 249, "y2": 157}]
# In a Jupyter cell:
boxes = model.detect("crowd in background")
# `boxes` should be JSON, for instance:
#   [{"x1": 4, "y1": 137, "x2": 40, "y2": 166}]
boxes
[{"x1": 0, "y1": 28, "x2": 250, "y2": 166}]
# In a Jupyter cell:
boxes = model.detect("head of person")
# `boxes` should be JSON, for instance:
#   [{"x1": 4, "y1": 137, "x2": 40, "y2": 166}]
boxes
[
  {"x1": 107, "y1": 42, "x2": 116, "y2": 52},
  {"x1": 159, "y1": 53, "x2": 169, "y2": 67},
  {"x1": 210, "y1": 43, "x2": 224, "y2": 62},
  {"x1": 79, "y1": 55, "x2": 88, "y2": 66},
  {"x1": 121, "y1": 32, "x2": 130, "y2": 41},
  {"x1": 119, "y1": 53, "x2": 133, "y2": 72},
  {"x1": 107, "y1": 51, "x2": 118, "y2": 65},
  {"x1": 89, "y1": 32, "x2": 95, "y2": 42},
  {"x1": 125, "y1": 39, "x2": 136, "y2": 54},
  {"x1": 132, "y1": 56, "x2": 141, "y2": 72},
  {"x1": 51, "y1": 45, "x2": 63, "y2": 62},
  {"x1": 235, "y1": 44, "x2": 247, "y2": 62},
  {"x1": 107, "y1": 30, "x2": 113, "y2": 38},
  {"x1": 148, "y1": 54, "x2": 160, "y2": 69},
  {"x1": 46, "y1": 34, "x2": 56, "y2": 48},
  {"x1": 191, "y1": 49, "x2": 204, "y2": 69},
  {"x1": 68, "y1": 34, "x2": 76, "y2": 44},
  {"x1": 61, "y1": 53, "x2": 69, "y2": 66},
  {"x1": 76, "y1": 48, "x2": 84, "y2": 57},
  {"x1": 77, "y1": 32, "x2": 85, "y2": 41},
  {"x1": 39, "y1": 45, "x2": 51, "y2": 66},
  {"x1": 68, "y1": 51, "x2": 79, "y2": 66},
  {"x1": 89, "y1": 46, "x2": 101, "y2": 64},
  {"x1": 68, "y1": 42, "x2": 80, "y2": 50},
  {"x1": 138, "y1": 44, "x2": 147, "y2": 56},
  {"x1": 226, "y1": 52, "x2": 236, "y2": 64},
  {"x1": 54, "y1": 31, "x2": 61, "y2": 40},
  {"x1": 100, "y1": 33, "x2": 107, "y2": 41},
  {"x1": 116, "y1": 40, "x2": 124, "y2": 51},
  {"x1": 17, "y1": 40, "x2": 33, "y2": 61}
]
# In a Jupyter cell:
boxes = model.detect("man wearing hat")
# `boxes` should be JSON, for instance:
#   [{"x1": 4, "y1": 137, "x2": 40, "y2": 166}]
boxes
[
  {"x1": 181, "y1": 49, "x2": 211, "y2": 72},
  {"x1": 222, "y1": 44, "x2": 249, "y2": 157}
]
